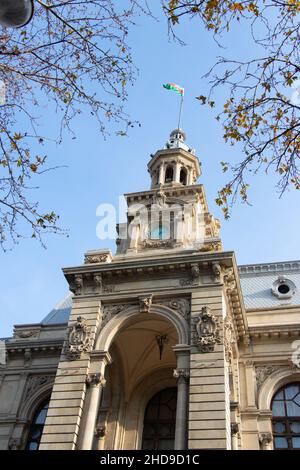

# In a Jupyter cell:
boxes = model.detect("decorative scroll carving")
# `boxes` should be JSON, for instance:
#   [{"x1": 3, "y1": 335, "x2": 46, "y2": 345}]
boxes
[
  {"x1": 160, "y1": 298, "x2": 191, "y2": 321},
  {"x1": 24, "y1": 375, "x2": 55, "y2": 401},
  {"x1": 14, "y1": 330, "x2": 39, "y2": 339},
  {"x1": 143, "y1": 239, "x2": 175, "y2": 249},
  {"x1": 173, "y1": 368, "x2": 190, "y2": 384},
  {"x1": 85, "y1": 254, "x2": 110, "y2": 264},
  {"x1": 65, "y1": 316, "x2": 91, "y2": 360},
  {"x1": 191, "y1": 306, "x2": 221, "y2": 353},
  {"x1": 102, "y1": 304, "x2": 127, "y2": 327},
  {"x1": 198, "y1": 242, "x2": 222, "y2": 252},
  {"x1": 139, "y1": 295, "x2": 153, "y2": 313},
  {"x1": 223, "y1": 268, "x2": 236, "y2": 293},
  {"x1": 224, "y1": 314, "x2": 236, "y2": 365},
  {"x1": 255, "y1": 365, "x2": 285, "y2": 390}
]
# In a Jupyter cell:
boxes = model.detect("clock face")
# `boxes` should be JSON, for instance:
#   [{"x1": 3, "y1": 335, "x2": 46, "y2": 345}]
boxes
[{"x1": 149, "y1": 225, "x2": 170, "y2": 240}]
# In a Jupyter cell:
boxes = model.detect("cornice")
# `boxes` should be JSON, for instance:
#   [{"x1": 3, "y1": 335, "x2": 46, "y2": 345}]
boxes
[
  {"x1": 239, "y1": 260, "x2": 300, "y2": 275},
  {"x1": 6, "y1": 339, "x2": 64, "y2": 353},
  {"x1": 124, "y1": 184, "x2": 204, "y2": 201},
  {"x1": 249, "y1": 324, "x2": 300, "y2": 339},
  {"x1": 63, "y1": 250, "x2": 236, "y2": 276}
]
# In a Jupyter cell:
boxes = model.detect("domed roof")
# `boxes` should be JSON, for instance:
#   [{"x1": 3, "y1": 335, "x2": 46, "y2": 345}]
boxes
[{"x1": 169, "y1": 128, "x2": 186, "y2": 141}]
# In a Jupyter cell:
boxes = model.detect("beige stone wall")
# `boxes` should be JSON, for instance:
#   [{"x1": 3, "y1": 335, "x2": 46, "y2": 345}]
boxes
[{"x1": 188, "y1": 286, "x2": 231, "y2": 449}]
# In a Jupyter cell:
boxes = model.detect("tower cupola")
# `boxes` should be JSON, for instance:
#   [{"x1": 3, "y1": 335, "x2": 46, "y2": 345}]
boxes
[{"x1": 148, "y1": 129, "x2": 201, "y2": 189}]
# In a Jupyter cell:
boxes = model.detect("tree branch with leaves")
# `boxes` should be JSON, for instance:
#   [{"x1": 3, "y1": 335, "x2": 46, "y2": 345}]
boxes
[
  {"x1": 0, "y1": 0, "x2": 150, "y2": 249},
  {"x1": 164, "y1": 0, "x2": 300, "y2": 217}
]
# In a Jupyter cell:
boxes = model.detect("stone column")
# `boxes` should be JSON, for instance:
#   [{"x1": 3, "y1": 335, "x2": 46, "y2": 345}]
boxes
[
  {"x1": 173, "y1": 345, "x2": 190, "y2": 450},
  {"x1": 158, "y1": 162, "x2": 165, "y2": 185},
  {"x1": 80, "y1": 351, "x2": 112, "y2": 450},
  {"x1": 174, "y1": 160, "x2": 181, "y2": 183}
]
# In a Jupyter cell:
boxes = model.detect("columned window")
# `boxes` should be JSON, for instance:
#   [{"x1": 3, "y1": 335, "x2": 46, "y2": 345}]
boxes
[
  {"x1": 142, "y1": 388, "x2": 177, "y2": 450},
  {"x1": 272, "y1": 382, "x2": 300, "y2": 450},
  {"x1": 25, "y1": 399, "x2": 49, "y2": 450}
]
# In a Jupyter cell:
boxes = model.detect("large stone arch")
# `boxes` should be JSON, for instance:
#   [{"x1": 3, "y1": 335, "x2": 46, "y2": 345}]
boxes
[
  {"x1": 95, "y1": 303, "x2": 189, "y2": 352},
  {"x1": 258, "y1": 367, "x2": 300, "y2": 410}
]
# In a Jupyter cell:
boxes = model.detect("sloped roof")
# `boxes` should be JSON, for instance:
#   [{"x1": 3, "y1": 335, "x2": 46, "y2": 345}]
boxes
[
  {"x1": 42, "y1": 293, "x2": 73, "y2": 324},
  {"x1": 239, "y1": 260, "x2": 300, "y2": 310}
]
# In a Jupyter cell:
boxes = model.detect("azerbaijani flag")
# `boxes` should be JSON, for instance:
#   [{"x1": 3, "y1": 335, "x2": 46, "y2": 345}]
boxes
[{"x1": 163, "y1": 82, "x2": 184, "y2": 96}]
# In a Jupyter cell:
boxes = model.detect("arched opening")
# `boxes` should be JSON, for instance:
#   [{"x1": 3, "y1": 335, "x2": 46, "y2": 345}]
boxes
[
  {"x1": 165, "y1": 166, "x2": 174, "y2": 183},
  {"x1": 94, "y1": 307, "x2": 184, "y2": 449},
  {"x1": 25, "y1": 398, "x2": 50, "y2": 450},
  {"x1": 179, "y1": 168, "x2": 187, "y2": 185},
  {"x1": 142, "y1": 387, "x2": 177, "y2": 450},
  {"x1": 272, "y1": 382, "x2": 300, "y2": 449}
]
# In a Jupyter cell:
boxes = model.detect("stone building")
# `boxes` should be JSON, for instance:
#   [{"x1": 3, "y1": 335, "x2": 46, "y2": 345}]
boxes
[{"x1": 0, "y1": 130, "x2": 300, "y2": 451}]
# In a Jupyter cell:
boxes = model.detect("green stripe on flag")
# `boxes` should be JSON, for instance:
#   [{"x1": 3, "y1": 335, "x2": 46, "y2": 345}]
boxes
[{"x1": 163, "y1": 82, "x2": 184, "y2": 96}]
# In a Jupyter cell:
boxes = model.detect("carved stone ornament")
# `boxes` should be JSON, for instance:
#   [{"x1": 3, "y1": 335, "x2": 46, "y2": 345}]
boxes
[
  {"x1": 223, "y1": 268, "x2": 236, "y2": 293},
  {"x1": 212, "y1": 263, "x2": 222, "y2": 283},
  {"x1": 85, "y1": 254, "x2": 110, "y2": 264},
  {"x1": 95, "y1": 425, "x2": 106, "y2": 438},
  {"x1": 70, "y1": 274, "x2": 84, "y2": 295},
  {"x1": 173, "y1": 368, "x2": 190, "y2": 384},
  {"x1": 255, "y1": 365, "x2": 285, "y2": 390},
  {"x1": 14, "y1": 330, "x2": 39, "y2": 339},
  {"x1": 259, "y1": 432, "x2": 272, "y2": 446},
  {"x1": 191, "y1": 306, "x2": 222, "y2": 353},
  {"x1": 24, "y1": 375, "x2": 55, "y2": 401},
  {"x1": 161, "y1": 298, "x2": 191, "y2": 321},
  {"x1": 224, "y1": 314, "x2": 236, "y2": 364},
  {"x1": 65, "y1": 316, "x2": 91, "y2": 360},
  {"x1": 139, "y1": 295, "x2": 153, "y2": 313},
  {"x1": 179, "y1": 279, "x2": 193, "y2": 287},
  {"x1": 102, "y1": 304, "x2": 127, "y2": 327},
  {"x1": 86, "y1": 373, "x2": 106, "y2": 387},
  {"x1": 198, "y1": 242, "x2": 222, "y2": 252},
  {"x1": 93, "y1": 273, "x2": 103, "y2": 293},
  {"x1": 191, "y1": 263, "x2": 200, "y2": 280},
  {"x1": 8, "y1": 437, "x2": 23, "y2": 450},
  {"x1": 143, "y1": 239, "x2": 175, "y2": 249}
]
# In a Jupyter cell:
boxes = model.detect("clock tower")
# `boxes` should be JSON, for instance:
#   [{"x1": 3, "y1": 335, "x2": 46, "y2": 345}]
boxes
[{"x1": 39, "y1": 129, "x2": 247, "y2": 451}]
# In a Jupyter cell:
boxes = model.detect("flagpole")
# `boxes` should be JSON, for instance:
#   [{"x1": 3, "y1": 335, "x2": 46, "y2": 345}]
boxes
[{"x1": 177, "y1": 93, "x2": 184, "y2": 130}]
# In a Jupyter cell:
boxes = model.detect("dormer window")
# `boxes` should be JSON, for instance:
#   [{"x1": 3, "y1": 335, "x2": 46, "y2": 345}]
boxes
[
  {"x1": 180, "y1": 168, "x2": 187, "y2": 185},
  {"x1": 165, "y1": 165, "x2": 174, "y2": 183},
  {"x1": 271, "y1": 276, "x2": 296, "y2": 299}
]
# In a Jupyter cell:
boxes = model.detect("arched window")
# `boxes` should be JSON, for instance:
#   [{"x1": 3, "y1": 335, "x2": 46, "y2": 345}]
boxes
[
  {"x1": 272, "y1": 382, "x2": 300, "y2": 449},
  {"x1": 179, "y1": 168, "x2": 187, "y2": 185},
  {"x1": 142, "y1": 387, "x2": 177, "y2": 450},
  {"x1": 165, "y1": 166, "x2": 173, "y2": 183},
  {"x1": 25, "y1": 399, "x2": 49, "y2": 450}
]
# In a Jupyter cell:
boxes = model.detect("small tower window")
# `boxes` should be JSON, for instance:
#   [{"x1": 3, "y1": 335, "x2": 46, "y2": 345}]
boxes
[
  {"x1": 179, "y1": 168, "x2": 187, "y2": 185},
  {"x1": 165, "y1": 166, "x2": 174, "y2": 183}
]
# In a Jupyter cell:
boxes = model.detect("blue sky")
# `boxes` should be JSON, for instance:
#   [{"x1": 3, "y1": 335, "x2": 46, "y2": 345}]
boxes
[{"x1": 1, "y1": 5, "x2": 299, "y2": 337}]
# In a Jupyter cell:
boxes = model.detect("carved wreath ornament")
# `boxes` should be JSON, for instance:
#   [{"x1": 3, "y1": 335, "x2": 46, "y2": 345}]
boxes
[
  {"x1": 65, "y1": 316, "x2": 91, "y2": 360},
  {"x1": 191, "y1": 306, "x2": 221, "y2": 353}
]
